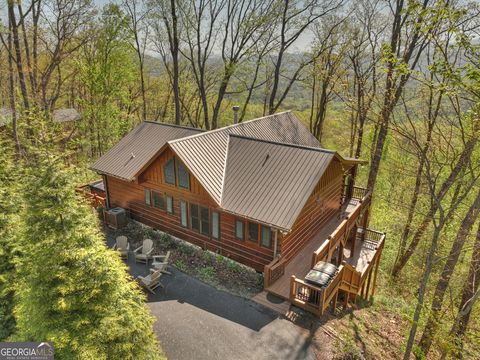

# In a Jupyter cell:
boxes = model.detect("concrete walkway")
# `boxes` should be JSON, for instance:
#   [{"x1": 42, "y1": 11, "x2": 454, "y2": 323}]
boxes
[{"x1": 108, "y1": 236, "x2": 316, "y2": 360}]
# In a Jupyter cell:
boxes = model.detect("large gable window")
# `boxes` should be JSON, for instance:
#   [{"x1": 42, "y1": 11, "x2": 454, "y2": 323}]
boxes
[
  {"x1": 177, "y1": 161, "x2": 190, "y2": 189},
  {"x1": 164, "y1": 159, "x2": 175, "y2": 185}
]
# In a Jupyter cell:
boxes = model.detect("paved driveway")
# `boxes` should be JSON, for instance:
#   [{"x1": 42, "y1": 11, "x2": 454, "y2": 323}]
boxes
[{"x1": 110, "y1": 237, "x2": 316, "y2": 360}]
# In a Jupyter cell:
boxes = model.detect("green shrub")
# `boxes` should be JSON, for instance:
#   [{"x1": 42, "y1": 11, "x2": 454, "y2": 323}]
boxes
[
  {"x1": 198, "y1": 266, "x2": 216, "y2": 281},
  {"x1": 227, "y1": 260, "x2": 241, "y2": 273},
  {"x1": 175, "y1": 260, "x2": 188, "y2": 272},
  {"x1": 14, "y1": 155, "x2": 164, "y2": 359},
  {"x1": 178, "y1": 243, "x2": 196, "y2": 256},
  {"x1": 159, "y1": 232, "x2": 175, "y2": 248}
]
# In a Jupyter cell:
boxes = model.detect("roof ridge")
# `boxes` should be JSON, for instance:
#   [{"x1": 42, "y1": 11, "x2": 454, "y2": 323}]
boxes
[
  {"x1": 228, "y1": 133, "x2": 336, "y2": 154},
  {"x1": 168, "y1": 111, "x2": 293, "y2": 144},
  {"x1": 143, "y1": 120, "x2": 205, "y2": 132}
]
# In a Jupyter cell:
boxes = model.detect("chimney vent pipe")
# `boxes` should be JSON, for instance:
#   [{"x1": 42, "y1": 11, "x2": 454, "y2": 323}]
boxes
[{"x1": 233, "y1": 105, "x2": 240, "y2": 124}]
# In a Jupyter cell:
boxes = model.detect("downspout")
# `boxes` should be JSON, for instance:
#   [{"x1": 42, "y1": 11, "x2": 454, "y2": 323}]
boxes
[{"x1": 273, "y1": 229, "x2": 278, "y2": 258}]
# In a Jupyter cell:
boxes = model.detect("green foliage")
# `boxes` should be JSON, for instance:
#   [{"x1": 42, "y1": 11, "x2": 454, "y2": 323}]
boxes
[
  {"x1": 202, "y1": 251, "x2": 212, "y2": 263},
  {"x1": 159, "y1": 232, "x2": 175, "y2": 248},
  {"x1": 13, "y1": 154, "x2": 163, "y2": 359},
  {"x1": 175, "y1": 260, "x2": 187, "y2": 272},
  {"x1": 0, "y1": 138, "x2": 19, "y2": 340},
  {"x1": 197, "y1": 266, "x2": 216, "y2": 282},
  {"x1": 226, "y1": 260, "x2": 241, "y2": 273},
  {"x1": 143, "y1": 227, "x2": 156, "y2": 240},
  {"x1": 178, "y1": 243, "x2": 195, "y2": 256}
]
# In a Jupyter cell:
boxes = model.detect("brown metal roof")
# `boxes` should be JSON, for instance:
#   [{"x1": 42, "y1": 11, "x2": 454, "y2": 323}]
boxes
[
  {"x1": 169, "y1": 111, "x2": 321, "y2": 203},
  {"x1": 92, "y1": 112, "x2": 366, "y2": 231},
  {"x1": 90, "y1": 121, "x2": 203, "y2": 180},
  {"x1": 220, "y1": 135, "x2": 335, "y2": 231}
]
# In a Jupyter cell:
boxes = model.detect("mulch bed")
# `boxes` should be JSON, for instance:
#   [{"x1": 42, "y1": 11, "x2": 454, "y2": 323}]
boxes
[{"x1": 104, "y1": 220, "x2": 264, "y2": 298}]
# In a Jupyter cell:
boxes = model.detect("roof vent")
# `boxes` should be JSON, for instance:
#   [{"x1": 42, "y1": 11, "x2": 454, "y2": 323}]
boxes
[
  {"x1": 262, "y1": 153, "x2": 270, "y2": 167},
  {"x1": 233, "y1": 105, "x2": 240, "y2": 124},
  {"x1": 124, "y1": 153, "x2": 136, "y2": 167}
]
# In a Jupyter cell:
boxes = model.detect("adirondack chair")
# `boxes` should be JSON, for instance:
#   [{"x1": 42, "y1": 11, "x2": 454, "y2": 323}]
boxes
[
  {"x1": 134, "y1": 239, "x2": 154, "y2": 268},
  {"x1": 137, "y1": 269, "x2": 163, "y2": 294},
  {"x1": 152, "y1": 251, "x2": 171, "y2": 275},
  {"x1": 112, "y1": 235, "x2": 130, "y2": 260}
]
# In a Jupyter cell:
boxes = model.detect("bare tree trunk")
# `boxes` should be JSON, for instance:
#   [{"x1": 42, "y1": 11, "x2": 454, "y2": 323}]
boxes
[
  {"x1": 403, "y1": 222, "x2": 443, "y2": 360},
  {"x1": 418, "y1": 188, "x2": 480, "y2": 355},
  {"x1": 170, "y1": 0, "x2": 180, "y2": 125},
  {"x1": 392, "y1": 136, "x2": 478, "y2": 276},
  {"x1": 7, "y1": 16, "x2": 21, "y2": 157},
  {"x1": 442, "y1": 221, "x2": 480, "y2": 360},
  {"x1": 8, "y1": 1, "x2": 30, "y2": 110}
]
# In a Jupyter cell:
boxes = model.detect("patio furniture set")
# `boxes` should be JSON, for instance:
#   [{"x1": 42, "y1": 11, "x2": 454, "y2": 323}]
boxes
[{"x1": 112, "y1": 236, "x2": 171, "y2": 294}]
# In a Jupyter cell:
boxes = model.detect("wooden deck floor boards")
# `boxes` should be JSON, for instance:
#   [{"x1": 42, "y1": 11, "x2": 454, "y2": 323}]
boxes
[
  {"x1": 344, "y1": 237, "x2": 377, "y2": 275},
  {"x1": 265, "y1": 199, "x2": 361, "y2": 300}
]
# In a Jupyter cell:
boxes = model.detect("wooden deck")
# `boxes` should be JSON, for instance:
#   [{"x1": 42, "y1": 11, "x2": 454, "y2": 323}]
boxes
[
  {"x1": 265, "y1": 199, "x2": 362, "y2": 300},
  {"x1": 344, "y1": 236, "x2": 378, "y2": 275}
]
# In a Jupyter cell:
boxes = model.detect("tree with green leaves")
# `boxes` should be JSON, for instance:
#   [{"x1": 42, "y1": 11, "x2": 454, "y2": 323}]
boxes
[
  {"x1": 0, "y1": 137, "x2": 19, "y2": 340},
  {"x1": 13, "y1": 152, "x2": 163, "y2": 359}
]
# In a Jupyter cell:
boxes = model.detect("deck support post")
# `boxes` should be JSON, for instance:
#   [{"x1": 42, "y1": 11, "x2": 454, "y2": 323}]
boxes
[
  {"x1": 365, "y1": 263, "x2": 373, "y2": 301},
  {"x1": 371, "y1": 253, "x2": 381, "y2": 299}
]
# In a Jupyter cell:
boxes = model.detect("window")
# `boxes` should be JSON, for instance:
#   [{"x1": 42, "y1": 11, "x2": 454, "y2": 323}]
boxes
[
  {"x1": 248, "y1": 222, "x2": 258, "y2": 243},
  {"x1": 177, "y1": 161, "x2": 190, "y2": 189},
  {"x1": 211, "y1": 212, "x2": 220, "y2": 239},
  {"x1": 166, "y1": 196, "x2": 173, "y2": 214},
  {"x1": 190, "y1": 203, "x2": 209, "y2": 235},
  {"x1": 261, "y1": 225, "x2": 272, "y2": 248},
  {"x1": 200, "y1": 207, "x2": 209, "y2": 236},
  {"x1": 164, "y1": 159, "x2": 175, "y2": 185},
  {"x1": 152, "y1": 191, "x2": 165, "y2": 209},
  {"x1": 190, "y1": 204, "x2": 200, "y2": 231},
  {"x1": 235, "y1": 220, "x2": 244, "y2": 240},
  {"x1": 144, "y1": 189, "x2": 151, "y2": 206},
  {"x1": 180, "y1": 201, "x2": 188, "y2": 227}
]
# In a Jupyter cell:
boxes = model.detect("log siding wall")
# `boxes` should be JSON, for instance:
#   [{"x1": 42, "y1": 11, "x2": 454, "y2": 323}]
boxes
[
  {"x1": 106, "y1": 148, "x2": 274, "y2": 271},
  {"x1": 105, "y1": 148, "x2": 345, "y2": 272},
  {"x1": 279, "y1": 159, "x2": 344, "y2": 261}
]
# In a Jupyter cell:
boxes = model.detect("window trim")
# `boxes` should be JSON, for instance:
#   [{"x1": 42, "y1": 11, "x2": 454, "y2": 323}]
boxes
[
  {"x1": 144, "y1": 189, "x2": 151, "y2": 206},
  {"x1": 235, "y1": 219, "x2": 245, "y2": 241},
  {"x1": 166, "y1": 195, "x2": 174, "y2": 214},
  {"x1": 180, "y1": 200, "x2": 188, "y2": 227},
  {"x1": 260, "y1": 225, "x2": 272, "y2": 249},
  {"x1": 211, "y1": 211, "x2": 220, "y2": 240}
]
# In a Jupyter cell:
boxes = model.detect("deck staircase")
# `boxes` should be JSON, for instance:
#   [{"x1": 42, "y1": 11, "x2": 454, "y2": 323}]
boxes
[{"x1": 263, "y1": 185, "x2": 386, "y2": 318}]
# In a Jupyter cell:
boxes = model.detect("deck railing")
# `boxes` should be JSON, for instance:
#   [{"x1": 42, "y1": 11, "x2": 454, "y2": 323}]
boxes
[
  {"x1": 76, "y1": 184, "x2": 106, "y2": 208},
  {"x1": 290, "y1": 265, "x2": 345, "y2": 316},
  {"x1": 264, "y1": 256, "x2": 286, "y2": 288},
  {"x1": 343, "y1": 184, "x2": 369, "y2": 201}
]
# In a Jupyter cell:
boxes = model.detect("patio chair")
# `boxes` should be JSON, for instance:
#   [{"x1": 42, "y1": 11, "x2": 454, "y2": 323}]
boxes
[
  {"x1": 152, "y1": 251, "x2": 171, "y2": 275},
  {"x1": 137, "y1": 269, "x2": 164, "y2": 294},
  {"x1": 112, "y1": 235, "x2": 130, "y2": 260},
  {"x1": 134, "y1": 239, "x2": 154, "y2": 268}
]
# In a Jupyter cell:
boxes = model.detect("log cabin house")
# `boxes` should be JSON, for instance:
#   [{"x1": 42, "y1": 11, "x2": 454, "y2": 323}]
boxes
[{"x1": 91, "y1": 112, "x2": 385, "y2": 316}]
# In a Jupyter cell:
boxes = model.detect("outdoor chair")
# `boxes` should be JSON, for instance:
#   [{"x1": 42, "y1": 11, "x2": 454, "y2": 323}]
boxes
[
  {"x1": 152, "y1": 251, "x2": 171, "y2": 275},
  {"x1": 134, "y1": 239, "x2": 154, "y2": 268},
  {"x1": 112, "y1": 235, "x2": 130, "y2": 260},
  {"x1": 137, "y1": 269, "x2": 163, "y2": 294}
]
